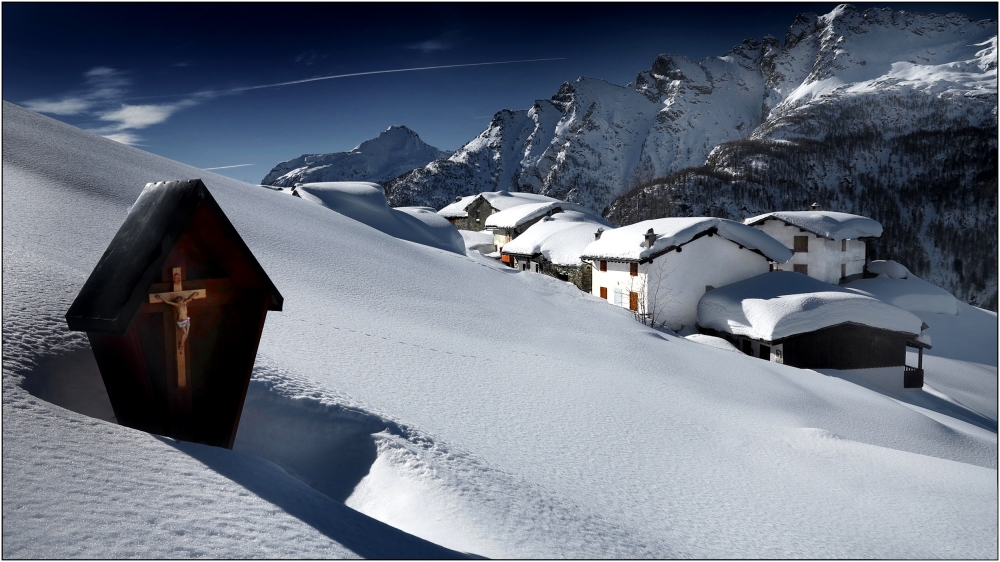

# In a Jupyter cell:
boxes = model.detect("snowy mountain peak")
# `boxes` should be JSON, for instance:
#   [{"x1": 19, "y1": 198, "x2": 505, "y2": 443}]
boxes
[{"x1": 261, "y1": 125, "x2": 451, "y2": 187}]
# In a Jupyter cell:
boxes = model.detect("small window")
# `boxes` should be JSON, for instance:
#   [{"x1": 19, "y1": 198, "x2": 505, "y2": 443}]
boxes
[
  {"x1": 600, "y1": 287, "x2": 608, "y2": 299},
  {"x1": 759, "y1": 344, "x2": 771, "y2": 360},
  {"x1": 600, "y1": 260, "x2": 607, "y2": 272},
  {"x1": 793, "y1": 236, "x2": 809, "y2": 253},
  {"x1": 841, "y1": 263, "x2": 847, "y2": 279},
  {"x1": 629, "y1": 291, "x2": 639, "y2": 311},
  {"x1": 794, "y1": 264, "x2": 808, "y2": 275},
  {"x1": 841, "y1": 239, "x2": 847, "y2": 252},
  {"x1": 741, "y1": 339, "x2": 753, "y2": 356},
  {"x1": 769, "y1": 263, "x2": 775, "y2": 272},
  {"x1": 629, "y1": 263, "x2": 638, "y2": 276}
]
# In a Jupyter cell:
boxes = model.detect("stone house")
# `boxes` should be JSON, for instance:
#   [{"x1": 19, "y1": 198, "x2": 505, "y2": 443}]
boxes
[
  {"x1": 500, "y1": 211, "x2": 612, "y2": 292},
  {"x1": 437, "y1": 191, "x2": 560, "y2": 231}
]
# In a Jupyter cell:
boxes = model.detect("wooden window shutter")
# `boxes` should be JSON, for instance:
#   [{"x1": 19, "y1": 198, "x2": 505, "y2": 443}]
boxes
[
  {"x1": 629, "y1": 291, "x2": 638, "y2": 311},
  {"x1": 600, "y1": 260, "x2": 607, "y2": 272},
  {"x1": 841, "y1": 239, "x2": 847, "y2": 252},
  {"x1": 794, "y1": 264, "x2": 808, "y2": 275},
  {"x1": 600, "y1": 287, "x2": 607, "y2": 299},
  {"x1": 629, "y1": 263, "x2": 638, "y2": 276},
  {"x1": 793, "y1": 236, "x2": 809, "y2": 253}
]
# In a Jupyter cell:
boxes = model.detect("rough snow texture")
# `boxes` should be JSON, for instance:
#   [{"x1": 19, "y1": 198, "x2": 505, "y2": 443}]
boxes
[
  {"x1": 699, "y1": 271, "x2": 924, "y2": 341},
  {"x1": 261, "y1": 126, "x2": 450, "y2": 187},
  {"x1": 744, "y1": 210, "x2": 883, "y2": 240},
  {"x1": 500, "y1": 211, "x2": 611, "y2": 265},
  {"x1": 293, "y1": 182, "x2": 464, "y2": 254},
  {"x1": 4, "y1": 102, "x2": 997, "y2": 559},
  {"x1": 582, "y1": 217, "x2": 793, "y2": 263}
]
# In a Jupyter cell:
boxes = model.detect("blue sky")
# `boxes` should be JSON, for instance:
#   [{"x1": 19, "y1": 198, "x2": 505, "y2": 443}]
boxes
[{"x1": 5, "y1": 3, "x2": 995, "y2": 183}]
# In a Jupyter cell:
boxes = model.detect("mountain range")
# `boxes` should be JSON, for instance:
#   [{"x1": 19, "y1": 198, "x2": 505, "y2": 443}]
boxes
[
  {"x1": 261, "y1": 125, "x2": 451, "y2": 187},
  {"x1": 262, "y1": 5, "x2": 997, "y2": 309}
]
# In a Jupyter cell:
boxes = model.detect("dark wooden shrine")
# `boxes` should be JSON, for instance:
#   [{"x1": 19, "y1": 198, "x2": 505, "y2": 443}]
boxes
[{"x1": 66, "y1": 179, "x2": 282, "y2": 448}]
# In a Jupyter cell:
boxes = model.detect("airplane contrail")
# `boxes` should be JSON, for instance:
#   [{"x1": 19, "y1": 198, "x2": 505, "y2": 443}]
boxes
[
  {"x1": 223, "y1": 57, "x2": 567, "y2": 94},
  {"x1": 203, "y1": 163, "x2": 254, "y2": 170}
]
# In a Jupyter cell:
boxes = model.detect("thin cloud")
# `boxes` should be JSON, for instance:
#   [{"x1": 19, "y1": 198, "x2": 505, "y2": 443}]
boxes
[
  {"x1": 408, "y1": 39, "x2": 451, "y2": 53},
  {"x1": 203, "y1": 163, "x2": 254, "y2": 170},
  {"x1": 98, "y1": 100, "x2": 197, "y2": 131},
  {"x1": 101, "y1": 132, "x2": 142, "y2": 145},
  {"x1": 22, "y1": 66, "x2": 129, "y2": 116}
]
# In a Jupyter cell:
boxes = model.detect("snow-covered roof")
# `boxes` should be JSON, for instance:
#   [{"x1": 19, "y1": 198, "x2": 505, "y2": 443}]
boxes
[
  {"x1": 844, "y1": 263, "x2": 958, "y2": 316},
  {"x1": 437, "y1": 191, "x2": 561, "y2": 218},
  {"x1": 485, "y1": 202, "x2": 563, "y2": 230},
  {"x1": 744, "y1": 211, "x2": 883, "y2": 240},
  {"x1": 580, "y1": 217, "x2": 793, "y2": 263},
  {"x1": 437, "y1": 194, "x2": 479, "y2": 218},
  {"x1": 698, "y1": 271, "x2": 924, "y2": 342},
  {"x1": 499, "y1": 211, "x2": 612, "y2": 266}
]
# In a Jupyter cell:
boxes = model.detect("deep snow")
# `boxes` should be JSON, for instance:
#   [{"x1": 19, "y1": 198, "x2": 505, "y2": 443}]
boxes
[{"x1": 3, "y1": 101, "x2": 997, "y2": 559}]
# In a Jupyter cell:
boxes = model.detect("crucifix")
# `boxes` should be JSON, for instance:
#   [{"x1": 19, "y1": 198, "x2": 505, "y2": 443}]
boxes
[{"x1": 148, "y1": 267, "x2": 207, "y2": 388}]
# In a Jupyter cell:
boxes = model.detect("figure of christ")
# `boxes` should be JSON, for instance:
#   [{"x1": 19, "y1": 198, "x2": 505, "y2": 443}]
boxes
[{"x1": 155, "y1": 293, "x2": 197, "y2": 350}]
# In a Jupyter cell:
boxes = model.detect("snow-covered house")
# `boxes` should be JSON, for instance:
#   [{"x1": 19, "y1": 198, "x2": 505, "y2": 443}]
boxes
[
  {"x1": 485, "y1": 200, "x2": 605, "y2": 255},
  {"x1": 580, "y1": 218, "x2": 793, "y2": 331},
  {"x1": 436, "y1": 190, "x2": 560, "y2": 231},
  {"x1": 698, "y1": 271, "x2": 931, "y2": 390},
  {"x1": 499, "y1": 211, "x2": 613, "y2": 291},
  {"x1": 744, "y1": 206, "x2": 882, "y2": 284}
]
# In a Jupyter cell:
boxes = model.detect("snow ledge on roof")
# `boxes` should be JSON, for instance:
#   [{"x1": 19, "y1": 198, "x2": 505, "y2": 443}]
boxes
[
  {"x1": 698, "y1": 271, "x2": 923, "y2": 341},
  {"x1": 744, "y1": 211, "x2": 883, "y2": 240}
]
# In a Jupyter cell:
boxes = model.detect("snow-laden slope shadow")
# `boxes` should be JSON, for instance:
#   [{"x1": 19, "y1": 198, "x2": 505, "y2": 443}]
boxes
[{"x1": 20, "y1": 348, "x2": 481, "y2": 559}]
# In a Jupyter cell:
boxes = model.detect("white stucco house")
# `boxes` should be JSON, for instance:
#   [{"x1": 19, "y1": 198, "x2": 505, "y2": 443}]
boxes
[
  {"x1": 743, "y1": 206, "x2": 882, "y2": 284},
  {"x1": 580, "y1": 217, "x2": 793, "y2": 331}
]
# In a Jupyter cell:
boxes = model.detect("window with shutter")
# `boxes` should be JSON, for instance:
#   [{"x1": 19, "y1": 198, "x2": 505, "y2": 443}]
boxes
[
  {"x1": 600, "y1": 287, "x2": 607, "y2": 299},
  {"x1": 794, "y1": 264, "x2": 808, "y2": 275},
  {"x1": 841, "y1": 239, "x2": 847, "y2": 252},
  {"x1": 629, "y1": 291, "x2": 638, "y2": 311},
  {"x1": 600, "y1": 260, "x2": 607, "y2": 272},
  {"x1": 793, "y1": 236, "x2": 809, "y2": 252},
  {"x1": 629, "y1": 263, "x2": 638, "y2": 276}
]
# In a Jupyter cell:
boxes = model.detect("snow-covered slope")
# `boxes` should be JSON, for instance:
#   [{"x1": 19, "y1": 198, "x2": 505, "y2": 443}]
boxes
[
  {"x1": 290, "y1": 181, "x2": 464, "y2": 254},
  {"x1": 261, "y1": 125, "x2": 450, "y2": 187},
  {"x1": 4, "y1": 101, "x2": 997, "y2": 558}
]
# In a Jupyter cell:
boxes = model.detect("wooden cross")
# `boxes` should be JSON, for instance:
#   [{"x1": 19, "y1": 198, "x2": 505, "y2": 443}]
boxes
[{"x1": 148, "y1": 267, "x2": 207, "y2": 388}]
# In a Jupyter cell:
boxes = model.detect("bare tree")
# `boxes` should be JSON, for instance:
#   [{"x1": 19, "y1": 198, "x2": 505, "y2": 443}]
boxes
[{"x1": 624, "y1": 258, "x2": 683, "y2": 329}]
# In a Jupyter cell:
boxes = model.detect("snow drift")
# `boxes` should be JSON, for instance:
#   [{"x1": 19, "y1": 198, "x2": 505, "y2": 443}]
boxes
[{"x1": 3, "y1": 101, "x2": 997, "y2": 559}]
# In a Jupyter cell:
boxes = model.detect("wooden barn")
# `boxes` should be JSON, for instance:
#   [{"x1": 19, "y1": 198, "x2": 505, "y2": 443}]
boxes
[
  {"x1": 66, "y1": 179, "x2": 283, "y2": 448},
  {"x1": 697, "y1": 271, "x2": 930, "y2": 389}
]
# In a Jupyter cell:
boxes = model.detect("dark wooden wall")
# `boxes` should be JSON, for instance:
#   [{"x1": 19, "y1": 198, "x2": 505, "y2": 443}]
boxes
[{"x1": 782, "y1": 324, "x2": 907, "y2": 370}]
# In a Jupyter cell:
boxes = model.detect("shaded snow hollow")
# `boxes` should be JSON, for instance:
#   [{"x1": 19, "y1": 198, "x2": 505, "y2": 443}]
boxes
[{"x1": 3, "y1": 101, "x2": 997, "y2": 559}]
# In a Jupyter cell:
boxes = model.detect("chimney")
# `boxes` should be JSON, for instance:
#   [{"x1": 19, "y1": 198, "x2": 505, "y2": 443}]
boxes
[
  {"x1": 644, "y1": 228, "x2": 656, "y2": 249},
  {"x1": 810, "y1": 202, "x2": 821, "y2": 211},
  {"x1": 595, "y1": 228, "x2": 604, "y2": 241},
  {"x1": 455, "y1": 196, "x2": 463, "y2": 202}
]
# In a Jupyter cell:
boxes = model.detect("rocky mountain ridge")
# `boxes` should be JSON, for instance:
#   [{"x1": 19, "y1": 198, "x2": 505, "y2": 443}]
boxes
[
  {"x1": 261, "y1": 125, "x2": 451, "y2": 187},
  {"x1": 382, "y1": 4, "x2": 996, "y2": 308}
]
